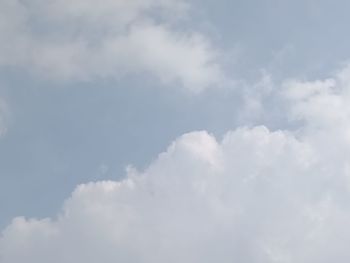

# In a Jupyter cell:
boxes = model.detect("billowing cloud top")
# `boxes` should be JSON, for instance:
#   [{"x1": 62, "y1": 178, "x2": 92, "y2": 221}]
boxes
[
  {"x1": 0, "y1": 0, "x2": 222, "y2": 92},
  {"x1": 3, "y1": 1, "x2": 350, "y2": 262},
  {"x1": 2, "y1": 67, "x2": 350, "y2": 262}
]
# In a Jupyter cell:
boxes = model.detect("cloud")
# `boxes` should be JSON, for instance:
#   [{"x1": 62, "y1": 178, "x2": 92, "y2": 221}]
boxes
[
  {"x1": 0, "y1": 98, "x2": 9, "y2": 137},
  {"x1": 3, "y1": 65, "x2": 350, "y2": 262},
  {"x1": 0, "y1": 0, "x2": 222, "y2": 92}
]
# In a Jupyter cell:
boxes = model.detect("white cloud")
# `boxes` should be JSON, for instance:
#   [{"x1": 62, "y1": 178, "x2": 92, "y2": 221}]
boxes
[
  {"x1": 3, "y1": 64, "x2": 350, "y2": 261},
  {"x1": 0, "y1": 0, "x2": 222, "y2": 92}
]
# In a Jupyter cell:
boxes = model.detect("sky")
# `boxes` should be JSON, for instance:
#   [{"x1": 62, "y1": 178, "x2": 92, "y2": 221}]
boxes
[{"x1": 1, "y1": 0, "x2": 350, "y2": 262}]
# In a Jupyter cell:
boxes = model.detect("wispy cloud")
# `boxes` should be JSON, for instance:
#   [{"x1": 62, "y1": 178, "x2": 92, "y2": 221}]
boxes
[
  {"x1": 0, "y1": 97, "x2": 9, "y2": 137},
  {"x1": 0, "y1": 0, "x2": 223, "y2": 92}
]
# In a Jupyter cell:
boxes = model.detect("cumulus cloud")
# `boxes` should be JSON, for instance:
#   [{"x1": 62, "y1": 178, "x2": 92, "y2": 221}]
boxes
[
  {"x1": 2, "y1": 66, "x2": 350, "y2": 262},
  {"x1": 0, "y1": 0, "x2": 222, "y2": 92}
]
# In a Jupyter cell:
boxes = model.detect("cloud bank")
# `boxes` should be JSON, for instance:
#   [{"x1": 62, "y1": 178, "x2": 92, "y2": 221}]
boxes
[
  {"x1": 2, "y1": 67, "x2": 350, "y2": 262},
  {"x1": 0, "y1": 0, "x2": 222, "y2": 92}
]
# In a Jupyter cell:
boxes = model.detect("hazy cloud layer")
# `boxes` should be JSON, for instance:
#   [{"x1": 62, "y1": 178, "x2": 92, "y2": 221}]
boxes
[
  {"x1": 0, "y1": 98, "x2": 9, "y2": 137},
  {"x1": 0, "y1": 0, "x2": 222, "y2": 92},
  {"x1": 2, "y1": 67, "x2": 350, "y2": 262}
]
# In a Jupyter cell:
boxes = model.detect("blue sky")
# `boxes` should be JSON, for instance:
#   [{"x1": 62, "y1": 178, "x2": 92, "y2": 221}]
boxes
[{"x1": 1, "y1": 0, "x2": 350, "y2": 262}]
